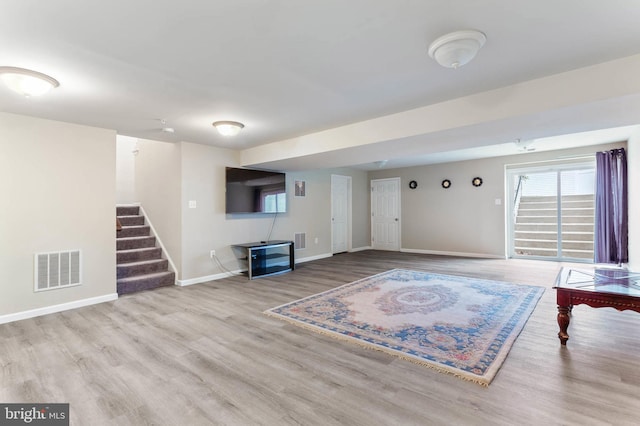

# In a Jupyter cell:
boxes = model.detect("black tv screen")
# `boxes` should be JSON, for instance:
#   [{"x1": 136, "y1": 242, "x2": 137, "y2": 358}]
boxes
[{"x1": 225, "y1": 167, "x2": 287, "y2": 214}]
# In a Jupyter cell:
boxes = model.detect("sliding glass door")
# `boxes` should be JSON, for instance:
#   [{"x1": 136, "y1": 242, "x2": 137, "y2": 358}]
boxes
[{"x1": 507, "y1": 162, "x2": 595, "y2": 262}]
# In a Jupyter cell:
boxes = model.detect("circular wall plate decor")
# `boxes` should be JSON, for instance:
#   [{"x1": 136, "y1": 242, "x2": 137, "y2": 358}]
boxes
[
  {"x1": 409, "y1": 180, "x2": 418, "y2": 189},
  {"x1": 441, "y1": 179, "x2": 451, "y2": 189},
  {"x1": 472, "y1": 177, "x2": 483, "y2": 187}
]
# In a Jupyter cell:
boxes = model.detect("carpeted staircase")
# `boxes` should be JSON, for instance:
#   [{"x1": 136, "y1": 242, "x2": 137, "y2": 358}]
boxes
[{"x1": 116, "y1": 206, "x2": 175, "y2": 295}]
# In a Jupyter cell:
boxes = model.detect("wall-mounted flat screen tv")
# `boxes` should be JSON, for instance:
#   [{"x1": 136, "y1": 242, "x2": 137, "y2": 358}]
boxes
[{"x1": 225, "y1": 167, "x2": 287, "y2": 214}]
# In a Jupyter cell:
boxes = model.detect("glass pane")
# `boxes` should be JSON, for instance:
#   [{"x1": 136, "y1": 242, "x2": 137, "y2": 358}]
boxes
[
  {"x1": 560, "y1": 169, "x2": 595, "y2": 260},
  {"x1": 514, "y1": 172, "x2": 558, "y2": 258}
]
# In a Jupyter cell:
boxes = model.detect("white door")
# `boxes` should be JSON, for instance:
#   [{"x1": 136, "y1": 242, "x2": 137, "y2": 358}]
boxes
[
  {"x1": 371, "y1": 178, "x2": 400, "y2": 251},
  {"x1": 331, "y1": 175, "x2": 351, "y2": 254}
]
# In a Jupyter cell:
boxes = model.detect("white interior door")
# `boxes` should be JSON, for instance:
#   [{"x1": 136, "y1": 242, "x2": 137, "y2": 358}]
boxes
[
  {"x1": 371, "y1": 178, "x2": 400, "y2": 251},
  {"x1": 331, "y1": 175, "x2": 351, "y2": 254}
]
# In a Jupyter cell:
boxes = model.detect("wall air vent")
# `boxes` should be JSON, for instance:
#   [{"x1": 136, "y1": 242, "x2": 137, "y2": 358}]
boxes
[
  {"x1": 294, "y1": 232, "x2": 306, "y2": 250},
  {"x1": 34, "y1": 250, "x2": 81, "y2": 292}
]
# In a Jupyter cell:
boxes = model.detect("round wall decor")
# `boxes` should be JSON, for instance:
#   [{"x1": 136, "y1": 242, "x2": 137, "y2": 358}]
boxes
[
  {"x1": 409, "y1": 180, "x2": 418, "y2": 189},
  {"x1": 472, "y1": 177, "x2": 483, "y2": 187},
  {"x1": 441, "y1": 179, "x2": 451, "y2": 189}
]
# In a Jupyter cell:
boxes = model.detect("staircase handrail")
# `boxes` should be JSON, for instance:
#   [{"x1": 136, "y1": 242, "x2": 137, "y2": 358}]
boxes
[{"x1": 513, "y1": 175, "x2": 525, "y2": 221}]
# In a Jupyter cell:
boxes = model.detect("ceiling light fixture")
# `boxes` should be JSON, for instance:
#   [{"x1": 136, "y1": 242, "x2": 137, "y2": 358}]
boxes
[
  {"x1": 428, "y1": 30, "x2": 487, "y2": 69},
  {"x1": 159, "y1": 119, "x2": 175, "y2": 133},
  {"x1": 212, "y1": 121, "x2": 244, "y2": 136},
  {"x1": 0, "y1": 66, "x2": 60, "y2": 97},
  {"x1": 515, "y1": 138, "x2": 536, "y2": 152}
]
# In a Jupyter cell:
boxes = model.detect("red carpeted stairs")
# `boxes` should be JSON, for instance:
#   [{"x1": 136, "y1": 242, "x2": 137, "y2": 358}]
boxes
[{"x1": 116, "y1": 206, "x2": 175, "y2": 295}]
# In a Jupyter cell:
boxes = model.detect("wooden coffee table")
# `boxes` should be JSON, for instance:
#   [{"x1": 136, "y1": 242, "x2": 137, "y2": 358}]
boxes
[{"x1": 553, "y1": 267, "x2": 640, "y2": 345}]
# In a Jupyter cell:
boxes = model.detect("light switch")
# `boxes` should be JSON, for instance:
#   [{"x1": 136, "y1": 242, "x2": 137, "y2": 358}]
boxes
[
  {"x1": 495, "y1": 198, "x2": 502, "y2": 205},
  {"x1": 188, "y1": 200, "x2": 197, "y2": 208}
]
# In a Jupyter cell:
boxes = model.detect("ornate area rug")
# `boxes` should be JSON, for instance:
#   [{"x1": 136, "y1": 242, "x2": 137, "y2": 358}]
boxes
[{"x1": 265, "y1": 269, "x2": 544, "y2": 385}]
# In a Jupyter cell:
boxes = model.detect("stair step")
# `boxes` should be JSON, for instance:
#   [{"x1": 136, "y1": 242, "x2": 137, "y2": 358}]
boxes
[
  {"x1": 514, "y1": 239, "x2": 594, "y2": 250},
  {"x1": 562, "y1": 251, "x2": 595, "y2": 259},
  {"x1": 117, "y1": 247, "x2": 162, "y2": 264},
  {"x1": 117, "y1": 236, "x2": 156, "y2": 250},
  {"x1": 517, "y1": 208, "x2": 594, "y2": 217},
  {"x1": 514, "y1": 232, "x2": 593, "y2": 242},
  {"x1": 117, "y1": 258, "x2": 169, "y2": 279},
  {"x1": 117, "y1": 206, "x2": 140, "y2": 216},
  {"x1": 116, "y1": 225, "x2": 151, "y2": 238},
  {"x1": 117, "y1": 215, "x2": 145, "y2": 226},
  {"x1": 514, "y1": 247, "x2": 593, "y2": 258},
  {"x1": 515, "y1": 224, "x2": 594, "y2": 232},
  {"x1": 517, "y1": 216, "x2": 593, "y2": 224},
  {"x1": 520, "y1": 195, "x2": 594, "y2": 202},
  {"x1": 116, "y1": 258, "x2": 168, "y2": 278},
  {"x1": 117, "y1": 271, "x2": 175, "y2": 295},
  {"x1": 514, "y1": 247, "x2": 557, "y2": 256},
  {"x1": 518, "y1": 201, "x2": 594, "y2": 209}
]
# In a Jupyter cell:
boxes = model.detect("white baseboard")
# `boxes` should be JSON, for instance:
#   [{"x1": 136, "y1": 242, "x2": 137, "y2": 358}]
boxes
[
  {"x1": 177, "y1": 269, "x2": 245, "y2": 286},
  {"x1": 294, "y1": 247, "x2": 371, "y2": 263},
  {"x1": 0, "y1": 293, "x2": 118, "y2": 325},
  {"x1": 296, "y1": 253, "x2": 333, "y2": 263},
  {"x1": 400, "y1": 248, "x2": 504, "y2": 259}
]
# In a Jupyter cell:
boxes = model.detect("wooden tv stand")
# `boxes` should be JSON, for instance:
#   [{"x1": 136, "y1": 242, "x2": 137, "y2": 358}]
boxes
[{"x1": 232, "y1": 240, "x2": 294, "y2": 279}]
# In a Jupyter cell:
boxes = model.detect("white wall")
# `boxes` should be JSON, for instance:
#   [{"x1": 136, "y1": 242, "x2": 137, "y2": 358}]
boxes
[
  {"x1": 349, "y1": 169, "x2": 371, "y2": 249},
  {"x1": 369, "y1": 142, "x2": 626, "y2": 258},
  {"x1": 116, "y1": 135, "x2": 138, "y2": 204},
  {"x1": 179, "y1": 141, "x2": 238, "y2": 280},
  {"x1": 134, "y1": 138, "x2": 182, "y2": 276},
  {"x1": 0, "y1": 112, "x2": 117, "y2": 318},
  {"x1": 178, "y1": 141, "x2": 369, "y2": 282}
]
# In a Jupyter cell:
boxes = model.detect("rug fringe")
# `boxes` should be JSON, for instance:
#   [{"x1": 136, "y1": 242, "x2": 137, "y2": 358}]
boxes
[{"x1": 263, "y1": 310, "x2": 491, "y2": 386}]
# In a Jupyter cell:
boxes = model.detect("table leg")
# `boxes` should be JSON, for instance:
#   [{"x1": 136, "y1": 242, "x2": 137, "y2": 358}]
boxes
[{"x1": 557, "y1": 305, "x2": 570, "y2": 345}]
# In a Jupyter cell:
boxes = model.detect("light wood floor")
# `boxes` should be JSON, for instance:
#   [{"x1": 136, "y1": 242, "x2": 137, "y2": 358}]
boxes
[{"x1": 2, "y1": 251, "x2": 639, "y2": 425}]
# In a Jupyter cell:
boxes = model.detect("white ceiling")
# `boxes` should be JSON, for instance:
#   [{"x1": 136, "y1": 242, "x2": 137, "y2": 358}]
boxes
[{"x1": 2, "y1": 0, "x2": 640, "y2": 170}]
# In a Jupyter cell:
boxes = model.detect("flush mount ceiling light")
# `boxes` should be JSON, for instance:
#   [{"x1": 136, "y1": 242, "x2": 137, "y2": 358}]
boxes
[
  {"x1": 212, "y1": 120, "x2": 244, "y2": 136},
  {"x1": 428, "y1": 30, "x2": 487, "y2": 69},
  {"x1": 0, "y1": 66, "x2": 60, "y2": 97}
]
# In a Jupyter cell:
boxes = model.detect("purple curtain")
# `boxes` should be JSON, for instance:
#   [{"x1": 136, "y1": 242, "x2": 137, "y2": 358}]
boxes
[{"x1": 594, "y1": 148, "x2": 628, "y2": 264}]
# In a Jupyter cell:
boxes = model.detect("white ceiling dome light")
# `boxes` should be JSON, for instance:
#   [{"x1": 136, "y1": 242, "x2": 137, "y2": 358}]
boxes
[
  {"x1": 428, "y1": 30, "x2": 487, "y2": 69},
  {"x1": 0, "y1": 66, "x2": 60, "y2": 97},
  {"x1": 212, "y1": 120, "x2": 245, "y2": 136}
]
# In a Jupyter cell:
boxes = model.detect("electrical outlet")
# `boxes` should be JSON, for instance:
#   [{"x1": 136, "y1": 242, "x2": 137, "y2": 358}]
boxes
[{"x1": 210, "y1": 250, "x2": 216, "y2": 258}]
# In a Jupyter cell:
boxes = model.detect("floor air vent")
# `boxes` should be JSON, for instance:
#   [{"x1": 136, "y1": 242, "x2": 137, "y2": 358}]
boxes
[
  {"x1": 294, "y1": 232, "x2": 306, "y2": 250},
  {"x1": 35, "y1": 250, "x2": 81, "y2": 291}
]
